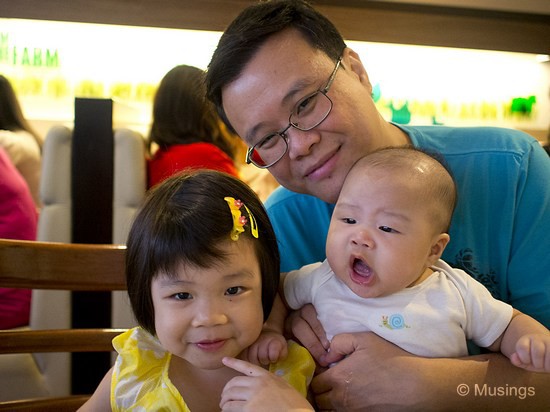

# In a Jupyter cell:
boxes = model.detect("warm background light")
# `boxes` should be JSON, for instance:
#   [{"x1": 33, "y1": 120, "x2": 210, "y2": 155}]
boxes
[{"x1": 1, "y1": 18, "x2": 548, "y2": 142}]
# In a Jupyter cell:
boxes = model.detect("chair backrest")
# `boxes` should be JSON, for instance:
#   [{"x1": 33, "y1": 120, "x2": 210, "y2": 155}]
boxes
[
  {"x1": 0, "y1": 238, "x2": 127, "y2": 411},
  {"x1": 29, "y1": 125, "x2": 145, "y2": 397}
]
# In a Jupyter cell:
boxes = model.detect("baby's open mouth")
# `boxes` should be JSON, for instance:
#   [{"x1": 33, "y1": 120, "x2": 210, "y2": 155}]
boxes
[{"x1": 352, "y1": 258, "x2": 372, "y2": 278}]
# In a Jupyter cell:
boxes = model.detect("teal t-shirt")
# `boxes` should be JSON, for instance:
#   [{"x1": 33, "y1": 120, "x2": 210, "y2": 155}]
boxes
[{"x1": 265, "y1": 125, "x2": 550, "y2": 327}]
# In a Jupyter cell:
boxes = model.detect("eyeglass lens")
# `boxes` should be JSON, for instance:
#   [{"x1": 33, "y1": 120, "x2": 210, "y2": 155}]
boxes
[{"x1": 250, "y1": 91, "x2": 332, "y2": 167}]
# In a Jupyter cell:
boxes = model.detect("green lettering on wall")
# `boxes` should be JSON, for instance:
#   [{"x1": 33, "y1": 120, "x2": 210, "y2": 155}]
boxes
[
  {"x1": 33, "y1": 48, "x2": 42, "y2": 66},
  {"x1": 0, "y1": 33, "x2": 8, "y2": 63},
  {"x1": 45, "y1": 49, "x2": 59, "y2": 67},
  {"x1": 21, "y1": 47, "x2": 30, "y2": 65}
]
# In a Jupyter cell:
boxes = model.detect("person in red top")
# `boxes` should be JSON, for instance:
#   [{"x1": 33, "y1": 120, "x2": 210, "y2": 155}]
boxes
[
  {"x1": 0, "y1": 147, "x2": 37, "y2": 329},
  {"x1": 147, "y1": 65, "x2": 240, "y2": 188}
]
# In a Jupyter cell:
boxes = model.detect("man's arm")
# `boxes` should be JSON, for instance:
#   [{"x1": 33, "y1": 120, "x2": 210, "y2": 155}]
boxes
[
  {"x1": 313, "y1": 332, "x2": 550, "y2": 411},
  {"x1": 290, "y1": 305, "x2": 550, "y2": 411}
]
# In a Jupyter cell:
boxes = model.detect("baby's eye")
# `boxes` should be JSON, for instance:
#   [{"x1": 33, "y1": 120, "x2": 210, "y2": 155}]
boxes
[
  {"x1": 379, "y1": 226, "x2": 397, "y2": 233},
  {"x1": 342, "y1": 217, "x2": 356, "y2": 224},
  {"x1": 173, "y1": 292, "x2": 192, "y2": 300},
  {"x1": 226, "y1": 286, "x2": 243, "y2": 296}
]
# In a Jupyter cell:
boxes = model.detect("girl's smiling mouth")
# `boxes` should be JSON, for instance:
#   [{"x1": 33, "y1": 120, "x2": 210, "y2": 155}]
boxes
[{"x1": 194, "y1": 339, "x2": 227, "y2": 352}]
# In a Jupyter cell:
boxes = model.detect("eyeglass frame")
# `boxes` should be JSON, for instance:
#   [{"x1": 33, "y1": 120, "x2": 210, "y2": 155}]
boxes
[{"x1": 245, "y1": 56, "x2": 342, "y2": 168}]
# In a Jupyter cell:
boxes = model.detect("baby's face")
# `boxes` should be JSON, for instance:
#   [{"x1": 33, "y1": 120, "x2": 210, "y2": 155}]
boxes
[{"x1": 327, "y1": 167, "x2": 443, "y2": 298}]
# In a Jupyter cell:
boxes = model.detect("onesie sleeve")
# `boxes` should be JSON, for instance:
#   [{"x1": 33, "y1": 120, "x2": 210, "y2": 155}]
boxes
[
  {"x1": 284, "y1": 261, "x2": 323, "y2": 310},
  {"x1": 460, "y1": 274, "x2": 514, "y2": 348}
]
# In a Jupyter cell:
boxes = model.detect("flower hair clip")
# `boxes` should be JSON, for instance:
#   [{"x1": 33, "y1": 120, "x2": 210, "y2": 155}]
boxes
[{"x1": 224, "y1": 197, "x2": 259, "y2": 241}]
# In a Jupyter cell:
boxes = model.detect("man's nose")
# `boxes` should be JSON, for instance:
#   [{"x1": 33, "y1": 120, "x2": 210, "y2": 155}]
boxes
[{"x1": 286, "y1": 127, "x2": 321, "y2": 160}]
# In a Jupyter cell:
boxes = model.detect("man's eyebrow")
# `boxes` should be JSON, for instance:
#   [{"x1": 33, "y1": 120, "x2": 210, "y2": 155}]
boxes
[
  {"x1": 281, "y1": 77, "x2": 314, "y2": 107},
  {"x1": 245, "y1": 77, "x2": 316, "y2": 143}
]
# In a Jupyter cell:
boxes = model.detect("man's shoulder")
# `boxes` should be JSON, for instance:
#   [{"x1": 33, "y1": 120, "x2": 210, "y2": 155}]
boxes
[
  {"x1": 400, "y1": 124, "x2": 537, "y2": 155},
  {"x1": 265, "y1": 186, "x2": 332, "y2": 211}
]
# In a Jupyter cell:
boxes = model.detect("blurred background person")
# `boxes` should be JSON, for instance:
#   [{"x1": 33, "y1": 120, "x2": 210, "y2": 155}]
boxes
[
  {"x1": 0, "y1": 75, "x2": 42, "y2": 209},
  {"x1": 146, "y1": 64, "x2": 241, "y2": 188},
  {"x1": 0, "y1": 147, "x2": 37, "y2": 329},
  {"x1": 146, "y1": 64, "x2": 278, "y2": 200}
]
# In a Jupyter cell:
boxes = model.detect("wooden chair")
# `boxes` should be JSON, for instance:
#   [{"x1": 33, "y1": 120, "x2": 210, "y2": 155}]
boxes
[
  {"x1": 0, "y1": 238, "x2": 128, "y2": 411},
  {"x1": 31, "y1": 125, "x2": 145, "y2": 398}
]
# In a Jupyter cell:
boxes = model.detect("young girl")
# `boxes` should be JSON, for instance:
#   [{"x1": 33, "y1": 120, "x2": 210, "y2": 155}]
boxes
[{"x1": 80, "y1": 170, "x2": 314, "y2": 411}]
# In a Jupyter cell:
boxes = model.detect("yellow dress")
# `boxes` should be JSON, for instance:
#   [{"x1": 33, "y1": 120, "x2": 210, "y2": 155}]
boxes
[{"x1": 111, "y1": 327, "x2": 315, "y2": 411}]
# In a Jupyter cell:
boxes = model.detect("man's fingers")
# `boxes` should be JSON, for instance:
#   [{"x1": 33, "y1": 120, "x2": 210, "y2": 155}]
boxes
[
  {"x1": 328, "y1": 333, "x2": 359, "y2": 356},
  {"x1": 286, "y1": 305, "x2": 329, "y2": 362},
  {"x1": 300, "y1": 304, "x2": 330, "y2": 349}
]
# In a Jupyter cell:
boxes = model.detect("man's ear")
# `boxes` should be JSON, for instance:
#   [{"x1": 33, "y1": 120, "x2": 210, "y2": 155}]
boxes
[
  {"x1": 342, "y1": 47, "x2": 372, "y2": 93},
  {"x1": 427, "y1": 233, "x2": 450, "y2": 266}
]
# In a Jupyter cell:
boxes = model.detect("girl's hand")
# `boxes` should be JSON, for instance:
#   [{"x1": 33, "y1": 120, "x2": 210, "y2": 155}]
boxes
[
  {"x1": 242, "y1": 330, "x2": 288, "y2": 366},
  {"x1": 220, "y1": 357, "x2": 314, "y2": 412}
]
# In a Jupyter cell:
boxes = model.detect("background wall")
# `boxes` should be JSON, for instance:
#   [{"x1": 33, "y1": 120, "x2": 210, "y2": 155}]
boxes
[
  {"x1": 1, "y1": 1, "x2": 549, "y2": 143},
  {"x1": 0, "y1": 0, "x2": 549, "y2": 53}
]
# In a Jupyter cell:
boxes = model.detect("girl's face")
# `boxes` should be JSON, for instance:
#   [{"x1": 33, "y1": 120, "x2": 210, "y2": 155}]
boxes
[{"x1": 151, "y1": 238, "x2": 264, "y2": 370}]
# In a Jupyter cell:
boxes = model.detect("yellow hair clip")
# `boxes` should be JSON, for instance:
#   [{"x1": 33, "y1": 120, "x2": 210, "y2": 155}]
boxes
[{"x1": 224, "y1": 197, "x2": 259, "y2": 241}]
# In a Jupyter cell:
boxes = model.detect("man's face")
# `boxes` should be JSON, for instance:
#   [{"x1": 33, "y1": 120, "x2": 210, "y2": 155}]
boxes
[{"x1": 222, "y1": 29, "x2": 387, "y2": 203}]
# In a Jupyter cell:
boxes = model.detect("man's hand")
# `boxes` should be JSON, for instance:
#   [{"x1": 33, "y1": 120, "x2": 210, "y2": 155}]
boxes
[
  {"x1": 320, "y1": 333, "x2": 356, "y2": 366},
  {"x1": 311, "y1": 332, "x2": 550, "y2": 411},
  {"x1": 286, "y1": 304, "x2": 330, "y2": 363},
  {"x1": 312, "y1": 332, "x2": 423, "y2": 411}
]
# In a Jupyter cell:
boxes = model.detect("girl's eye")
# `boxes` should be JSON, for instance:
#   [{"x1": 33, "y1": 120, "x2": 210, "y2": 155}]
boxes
[
  {"x1": 226, "y1": 286, "x2": 243, "y2": 296},
  {"x1": 342, "y1": 217, "x2": 356, "y2": 224},
  {"x1": 379, "y1": 226, "x2": 397, "y2": 233},
  {"x1": 173, "y1": 292, "x2": 192, "y2": 300}
]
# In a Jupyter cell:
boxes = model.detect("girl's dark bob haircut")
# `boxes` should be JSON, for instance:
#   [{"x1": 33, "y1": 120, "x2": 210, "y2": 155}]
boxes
[{"x1": 126, "y1": 169, "x2": 280, "y2": 335}]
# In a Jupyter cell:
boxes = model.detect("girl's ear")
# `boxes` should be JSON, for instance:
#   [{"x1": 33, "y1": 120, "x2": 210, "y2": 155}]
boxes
[
  {"x1": 427, "y1": 233, "x2": 450, "y2": 267},
  {"x1": 342, "y1": 47, "x2": 372, "y2": 94}
]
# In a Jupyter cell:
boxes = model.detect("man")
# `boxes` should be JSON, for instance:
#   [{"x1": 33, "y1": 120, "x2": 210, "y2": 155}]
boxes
[{"x1": 206, "y1": 0, "x2": 550, "y2": 410}]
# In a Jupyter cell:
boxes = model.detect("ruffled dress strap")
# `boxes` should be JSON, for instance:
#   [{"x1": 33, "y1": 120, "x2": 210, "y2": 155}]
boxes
[
  {"x1": 269, "y1": 340, "x2": 316, "y2": 397},
  {"x1": 110, "y1": 327, "x2": 189, "y2": 411}
]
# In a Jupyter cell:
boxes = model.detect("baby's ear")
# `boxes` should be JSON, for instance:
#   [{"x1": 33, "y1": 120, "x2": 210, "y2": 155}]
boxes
[{"x1": 427, "y1": 233, "x2": 450, "y2": 266}]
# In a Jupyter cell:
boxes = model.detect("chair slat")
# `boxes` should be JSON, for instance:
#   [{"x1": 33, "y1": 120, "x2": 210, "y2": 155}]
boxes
[
  {"x1": 0, "y1": 329, "x2": 126, "y2": 354},
  {"x1": 0, "y1": 395, "x2": 90, "y2": 411},
  {"x1": 0, "y1": 239, "x2": 126, "y2": 290},
  {"x1": 0, "y1": 238, "x2": 129, "y2": 409}
]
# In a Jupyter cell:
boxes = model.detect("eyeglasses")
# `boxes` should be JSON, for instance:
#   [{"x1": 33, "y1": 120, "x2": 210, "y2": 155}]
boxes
[{"x1": 245, "y1": 57, "x2": 342, "y2": 168}]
